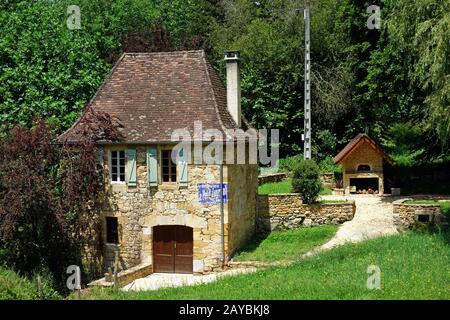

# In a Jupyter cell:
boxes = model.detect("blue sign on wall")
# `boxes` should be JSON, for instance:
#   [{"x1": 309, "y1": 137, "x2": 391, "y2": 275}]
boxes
[{"x1": 198, "y1": 183, "x2": 228, "y2": 205}]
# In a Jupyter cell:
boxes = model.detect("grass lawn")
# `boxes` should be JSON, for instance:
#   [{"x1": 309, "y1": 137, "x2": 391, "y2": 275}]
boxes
[
  {"x1": 404, "y1": 200, "x2": 450, "y2": 216},
  {"x1": 258, "y1": 178, "x2": 332, "y2": 196},
  {"x1": 82, "y1": 229, "x2": 450, "y2": 300},
  {"x1": 233, "y1": 225, "x2": 338, "y2": 262}
]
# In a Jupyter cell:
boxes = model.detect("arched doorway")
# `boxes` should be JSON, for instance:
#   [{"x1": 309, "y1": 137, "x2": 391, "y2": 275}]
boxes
[{"x1": 153, "y1": 225, "x2": 193, "y2": 273}]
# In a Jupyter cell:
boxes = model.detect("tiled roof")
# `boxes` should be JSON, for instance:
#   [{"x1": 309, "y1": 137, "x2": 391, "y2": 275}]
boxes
[
  {"x1": 333, "y1": 133, "x2": 394, "y2": 164},
  {"x1": 59, "y1": 50, "x2": 251, "y2": 143}
]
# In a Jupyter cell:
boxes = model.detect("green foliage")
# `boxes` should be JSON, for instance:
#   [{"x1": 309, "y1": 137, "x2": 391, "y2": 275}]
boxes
[
  {"x1": 0, "y1": 0, "x2": 216, "y2": 133},
  {"x1": 386, "y1": 0, "x2": 450, "y2": 150},
  {"x1": 0, "y1": 267, "x2": 60, "y2": 300},
  {"x1": 234, "y1": 225, "x2": 338, "y2": 262},
  {"x1": 379, "y1": 122, "x2": 425, "y2": 165},
  {"x1": 278, "y1": 154, "x2": 303, "y2": 174},
  {"x1": 441, "y1": 202, "x2": 450, "y2": 217},
  {"x1": 318, "y1": 156, "x2": 342, "y2": 174},
  {"x1": 291, "y1": 160, "x2": 323, "y2": 204},
  {"x1": 0, "y1": 0, "x2": 448, "y2": 160}
]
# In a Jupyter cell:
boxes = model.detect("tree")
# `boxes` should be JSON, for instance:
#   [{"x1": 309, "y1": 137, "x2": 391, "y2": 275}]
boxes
[
  {"x1": 292, "y1": 160, "x2": 323, "y2": 204},
  {"x1": 0, "y1": 111, "x2": 122, "y2": 289}
]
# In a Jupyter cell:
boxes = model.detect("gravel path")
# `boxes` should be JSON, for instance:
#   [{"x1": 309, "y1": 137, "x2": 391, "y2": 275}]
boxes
[{"x1": 307, "y1": 195, "x2": 398, "y2": 254}]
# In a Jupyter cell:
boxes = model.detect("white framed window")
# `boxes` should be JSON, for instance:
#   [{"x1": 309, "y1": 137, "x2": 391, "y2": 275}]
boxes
[{"x1": 110, "y1": 150, "x2": 125, "y2": 183}]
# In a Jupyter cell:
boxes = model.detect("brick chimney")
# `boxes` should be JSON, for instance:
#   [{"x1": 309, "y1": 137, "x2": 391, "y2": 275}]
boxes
[{"x1": 224, "y1": 51, "x2": 241, "y2": 127}]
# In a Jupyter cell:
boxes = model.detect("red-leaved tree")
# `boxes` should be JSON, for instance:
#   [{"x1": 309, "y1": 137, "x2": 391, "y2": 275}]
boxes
[{"x1": 0, "y1": 109, "x2": 122, "y2": 290}]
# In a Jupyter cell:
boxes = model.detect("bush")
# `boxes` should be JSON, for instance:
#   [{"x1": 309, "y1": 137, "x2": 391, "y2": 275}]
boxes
[
  {"x1": 318, "y1": 156, "x2": 342, "y2": 174},
  {"x1": 292, "y1": 160, "x2": 323, "y2": 204},
  {"x1": 0, "y1": 267, "x2": 60, "y2": 300},
  {"x1": 279, "y1": 154, "x2": 304, "y2": 174}
]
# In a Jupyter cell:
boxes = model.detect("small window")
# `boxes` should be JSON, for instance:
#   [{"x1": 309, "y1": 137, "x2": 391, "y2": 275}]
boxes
[
  {"x1": 106, "y1": 217, "x2": 119, "y2": 244},
  {"x1": 161, "y1": 150, "x2": 177, "y2": 183},
  {"x1": 357, "y1": 164, "x2": 371, "y2": 172},
  {"x1": 111, "y1": 150, "x2": 125, "y2": 182}
]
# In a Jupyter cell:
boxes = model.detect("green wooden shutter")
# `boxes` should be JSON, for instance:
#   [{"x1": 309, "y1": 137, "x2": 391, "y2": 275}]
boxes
[
  {"x1": 126, "y1": 148, "x2": 137, "y2": 187},
  {"x1": 147, "y1": 147, "x2": 158, "y2": 187},
  {"x1": 178, "y1": 148, "x2": 188, "y2": 187}
]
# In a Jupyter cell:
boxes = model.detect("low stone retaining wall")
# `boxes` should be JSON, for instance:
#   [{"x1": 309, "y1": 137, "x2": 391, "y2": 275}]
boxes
[
  {"x1": 393, "y1": 199, "x2": 447, "y2": 230},
  {"x1": 257, "y1": 194, "x2": 355, "y2": 232},
  {"x1": 88, "y1": 262, "x2": 152, "y2": 288},
  {"x1": 227, "y1": 260, "x2": 291, "y2": 269},
  {"x1": 258, "y1": 173, "x2": 287, "y2": 185}
]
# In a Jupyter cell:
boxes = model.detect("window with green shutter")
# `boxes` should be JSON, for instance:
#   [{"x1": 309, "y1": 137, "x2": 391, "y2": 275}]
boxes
[
  {"x1": 161, "y1": 150, "x2": 177, "y2": 183},
  {"x1": 111, "y1": 150, "x2": 125, "y2": 183},
  {"x1": 126, "y1": 148, "x2": 137, "y2": 186},
  {"x1": 178, "y1": 148, "x2": 188, "y2": 187},
  {"x1": 147, "y1": 147, "x2": 158, "y2": 187}
]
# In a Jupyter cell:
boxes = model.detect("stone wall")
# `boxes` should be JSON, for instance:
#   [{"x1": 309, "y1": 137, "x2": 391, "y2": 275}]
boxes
[
  {"x1": 258, "y1": 173, "x2": 287, "y2": 185},
  {"x1": 393, "y1": 199, "x2": 445, "y2": 230},
  {"x1": 228, "y1": 164, "x2": 258, "y2": 258},
  {"x1": 99, "y1": 144, "x2": 257, "y2": 274},
  {"x1": 256, "y1": 194, "x2": 355, "y2": 232}
]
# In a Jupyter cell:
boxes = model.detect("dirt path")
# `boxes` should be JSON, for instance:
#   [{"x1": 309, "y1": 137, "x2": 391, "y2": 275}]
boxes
[{"x1": 309, "y1": 195, "x2": 398, "y2": 253}]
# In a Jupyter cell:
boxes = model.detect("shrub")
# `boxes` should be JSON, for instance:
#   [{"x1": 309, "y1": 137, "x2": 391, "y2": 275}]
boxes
[
  {"x1": 292, "y1": 160, "x2": 323, "y2": 204},
  {"x1": 279, "y1": 154, "x2": 304, "y2": 174},
  {"x1": 318, "y1": 156, "x2": 342, "y2": 174},
  {"x1": 0, "y1": 267, "x2": 60, "y2": 300}
]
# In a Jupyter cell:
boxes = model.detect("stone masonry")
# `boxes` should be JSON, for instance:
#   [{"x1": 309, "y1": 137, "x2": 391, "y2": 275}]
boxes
[
  {"x1": 256, "y1": 194, "x2": 355, "y2": 232},
  {"x1": 392, "y1": 199, "x2": 446, "y2": 230},
  {"x1": 100, "y1": 145, "x2": 257, "y2": 274}
]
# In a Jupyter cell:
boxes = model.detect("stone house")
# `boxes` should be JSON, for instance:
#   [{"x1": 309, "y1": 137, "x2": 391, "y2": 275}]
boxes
[
  {"x1": 333, "y1": 134, "x2": 393, "y2": 194},
  {"x1": 60, "y1": 50, "x2": 258, "y2": 274}
]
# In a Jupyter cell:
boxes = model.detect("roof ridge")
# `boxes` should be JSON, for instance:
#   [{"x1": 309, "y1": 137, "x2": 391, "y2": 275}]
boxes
[{"x1": 123, "y1": 50, "x2": 204, "y2": 56}]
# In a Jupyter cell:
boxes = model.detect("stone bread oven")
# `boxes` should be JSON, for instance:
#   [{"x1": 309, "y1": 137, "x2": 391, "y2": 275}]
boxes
[{"x1": 333, "y1": 134, "x2": 394, "y2": 194}]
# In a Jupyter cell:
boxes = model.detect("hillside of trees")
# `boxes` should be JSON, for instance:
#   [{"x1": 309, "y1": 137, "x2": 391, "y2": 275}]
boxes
[{"x1": 0, "y1": 0, "x2": 448, "y2": 162}]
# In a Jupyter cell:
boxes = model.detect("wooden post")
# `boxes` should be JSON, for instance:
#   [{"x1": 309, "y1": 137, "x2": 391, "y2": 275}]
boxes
[
  {"x1": 107, "y1": 267, "x2": 113, "y2": 282},
  {"x1": 37, "y1": 275, "x2": 42, "y2": 299},
  {"x1": 113, "y1": 251, "x2": 119, "y2": 288}
]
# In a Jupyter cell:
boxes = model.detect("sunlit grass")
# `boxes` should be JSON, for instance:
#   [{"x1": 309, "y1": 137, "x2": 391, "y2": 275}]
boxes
[
  {"x1": 258, "y1": 179, "x2": 332, "y2": 196},
  {"x1": 233, "y1": 225, "x2": 338, "y2": 262},
  {"x1": 82, "y1": 230, "x2": 450, "y2": 300}
]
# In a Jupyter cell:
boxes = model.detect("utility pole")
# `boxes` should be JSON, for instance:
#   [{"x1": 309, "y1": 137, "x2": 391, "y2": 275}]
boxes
[{"x1": 303, "y1": 5, "x2": 312, "y2": 160}]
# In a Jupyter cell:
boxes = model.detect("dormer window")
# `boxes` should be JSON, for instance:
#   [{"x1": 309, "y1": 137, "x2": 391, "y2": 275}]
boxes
[{"x1": 357, "y1": 164, "x2": 371, "y2": 172}]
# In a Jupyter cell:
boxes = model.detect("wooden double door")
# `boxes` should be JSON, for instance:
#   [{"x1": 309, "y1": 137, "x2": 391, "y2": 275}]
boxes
[{"x1": 153, "y1": 225, "x2": 193, "y2": 273}]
